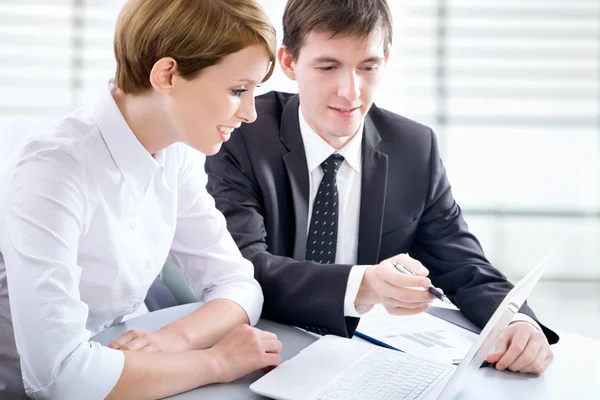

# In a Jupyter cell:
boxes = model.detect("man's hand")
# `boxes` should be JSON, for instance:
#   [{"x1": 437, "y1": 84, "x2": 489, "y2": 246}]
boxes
[
  {"x1": 355, "y1": 253, "x2": 436, "y2": 315},
  {"x1": 486, "y1": 321, "x2": 553, "y2": 374},
  {"x1": 108, "y1": 328, "x2": 190, "y2": 353},
  {"x1": 208, "y1": 324, "x2": 282, "y2": 383}
]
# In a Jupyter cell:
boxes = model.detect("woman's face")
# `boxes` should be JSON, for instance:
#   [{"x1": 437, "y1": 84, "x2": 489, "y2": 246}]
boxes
[{"x1": 169, "y1": 45, "x2": 270, "y2": 155}]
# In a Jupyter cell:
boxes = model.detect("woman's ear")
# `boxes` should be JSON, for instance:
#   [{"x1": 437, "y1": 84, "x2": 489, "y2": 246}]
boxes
[{"x1": 149, "y1": 57, "x2": 178, "y2": 94}]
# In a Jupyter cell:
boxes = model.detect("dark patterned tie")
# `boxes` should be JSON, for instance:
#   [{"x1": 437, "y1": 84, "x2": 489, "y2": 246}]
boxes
[{"x1": 306, "y1": 153, "x2": 345, "y2": 263}]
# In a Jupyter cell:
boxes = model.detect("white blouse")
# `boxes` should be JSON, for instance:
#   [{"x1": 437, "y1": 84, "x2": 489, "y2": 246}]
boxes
[{"x1": 0, "y1": 81, "x2": 263, "y2": 399}]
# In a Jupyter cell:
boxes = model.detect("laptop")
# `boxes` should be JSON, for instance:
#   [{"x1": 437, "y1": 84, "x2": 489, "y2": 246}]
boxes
[{"x1": 250, "y1": 251, "x2": 555, "y2": 400}]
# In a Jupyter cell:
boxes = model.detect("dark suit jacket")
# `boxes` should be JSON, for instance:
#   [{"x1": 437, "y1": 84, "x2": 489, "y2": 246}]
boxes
[{"x1": 205, "y1": 91, "x2": 558, "y2": 344}]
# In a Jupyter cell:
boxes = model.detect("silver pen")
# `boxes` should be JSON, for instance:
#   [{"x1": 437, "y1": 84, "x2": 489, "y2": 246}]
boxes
[{"x1": 392, "y1": 262, "x2": 453, "y2": 305}]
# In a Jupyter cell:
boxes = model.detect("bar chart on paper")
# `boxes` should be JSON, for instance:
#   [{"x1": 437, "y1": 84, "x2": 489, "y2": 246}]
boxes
[
  {"x1": 392, "y1": 330, "x2": 458, "y2": 349},
  {"x1": 356, "y1": 305, "x2": 479, "y2": 364}
]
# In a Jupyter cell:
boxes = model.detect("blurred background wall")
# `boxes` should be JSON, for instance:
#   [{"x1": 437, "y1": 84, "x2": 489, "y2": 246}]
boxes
[{"x1": 1, "y1": 0, "x2": 599, "y2": 336}]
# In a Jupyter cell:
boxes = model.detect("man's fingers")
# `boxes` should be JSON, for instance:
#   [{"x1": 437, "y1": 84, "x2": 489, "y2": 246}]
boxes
[
  {"x1": 508, "y1": 339, "x2": 545, "y2": 372},
  {"x1": 485, "y1": 352, "x2": 503, "y2": 364},
  {"x1": 385, "y1": 303, "x2": 431, "y2": 316},
  {"x1": 107, "y1": 329, "x2": 143, "y2": 349},
  {"x1": 486, "y1": 330, "x2": 510, "y2": 363},
  {"x1": 382, "y1": 295, "x2": 433, "y2": 310},
  {"x1": 496, "y1": 329, "x2": 531, "y2": 371},
  {"x1": 495, "y1": 331, "x2": 510, "y2": 354},
  {"x1": 379, "y1": 263, "x2": 431, "y2": 289},
  {"x1": 389, "y1": 254, "x2": 429, "y2": 277},
  {"x1": 514, "y1": 345, "x2": 546, "y2": 374},
  {"x1": 390, "y1": 287, "x2": 436, "y2": 303},
  {"x1": 543, "y1": 351, "x2": 554, "y2": 370},
  {"x1": 488, "y1": 325, "x2": 554, "y2": 375},
  {"x1": 520, "y1": 348, "x2": 553, "y2": 374}
]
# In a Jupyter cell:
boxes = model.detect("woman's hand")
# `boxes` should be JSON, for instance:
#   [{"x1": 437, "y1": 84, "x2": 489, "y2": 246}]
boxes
[
  {"x1": 208, "y1": 324, "x2": 282, "y2": 383},
  {"x1": 108, "y1": 328, "x2": 190, "y2": 353}
]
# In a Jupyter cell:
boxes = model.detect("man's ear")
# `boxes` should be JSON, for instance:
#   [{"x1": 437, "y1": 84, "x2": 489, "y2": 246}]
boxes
[
  {"x1": 149, "y1": 57, "x2": 178, "y2": 94},
  {"x1": 384, "y1": 47, "x2": 390, "y2": 65},
  {"x1": 278, "y1": 45, "x2": 297, "y2": 81}
]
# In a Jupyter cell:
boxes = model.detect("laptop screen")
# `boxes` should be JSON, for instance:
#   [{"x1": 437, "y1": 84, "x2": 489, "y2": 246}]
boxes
[{"x1": 437, "y1": 250, "x2": 556, "y2": 400}]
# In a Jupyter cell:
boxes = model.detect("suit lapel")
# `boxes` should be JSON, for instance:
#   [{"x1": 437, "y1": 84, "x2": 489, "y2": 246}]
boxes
[
  {"x1": 280, "y1": 95, "x2": 310, "y2": 260},
  {"x1": 357, "y1": 116, "x2": 388, "y2": 265}
]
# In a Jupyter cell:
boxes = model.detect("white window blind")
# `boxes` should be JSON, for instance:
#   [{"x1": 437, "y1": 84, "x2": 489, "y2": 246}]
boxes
[
  {"x1": 0, "y1": 0, "x2": 121, "y2": 117},
  {"x1": 441, "y1": 0, "x2": 600, "y2": 214}
]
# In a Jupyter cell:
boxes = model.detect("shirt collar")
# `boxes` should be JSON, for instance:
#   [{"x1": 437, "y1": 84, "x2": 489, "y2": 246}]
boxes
[
  {"x1": 298, "y1": 105, "x2": 363, "y2": 173},
  {"x1": 91, "y1": 79, "x2": 164, "y2": 203}
]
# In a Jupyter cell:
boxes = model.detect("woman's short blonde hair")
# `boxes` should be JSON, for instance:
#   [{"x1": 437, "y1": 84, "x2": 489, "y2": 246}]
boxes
[{"x1": 114, "y1": 0, "x2": 276, "y2": 94}]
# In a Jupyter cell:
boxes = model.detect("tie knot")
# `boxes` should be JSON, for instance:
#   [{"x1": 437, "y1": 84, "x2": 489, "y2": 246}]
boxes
[{"x1": 321, "y1": 153, "x2": 345, "y2": 177}]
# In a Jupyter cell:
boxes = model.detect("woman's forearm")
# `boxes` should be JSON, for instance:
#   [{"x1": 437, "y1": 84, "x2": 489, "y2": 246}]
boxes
[
  {"x1": 106, "y1": 317, "x2": 282, "y2": 400},
  {"x1": 159, "y1": 298, "x2": 250, "y2": 350},
  {"x1": 106, "y1": 348, "x2": 222, "y2": 400}
]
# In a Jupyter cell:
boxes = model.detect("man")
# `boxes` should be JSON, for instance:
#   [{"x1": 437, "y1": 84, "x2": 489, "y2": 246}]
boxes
[{"x1": 205, "y1": 0, "x2": 558, "y2": 375}]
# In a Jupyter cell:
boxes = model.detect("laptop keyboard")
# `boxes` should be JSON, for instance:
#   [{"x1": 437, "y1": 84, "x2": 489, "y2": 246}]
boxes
[{"x1": 312, "y1": 348, "x2": 451, "y2": 400}]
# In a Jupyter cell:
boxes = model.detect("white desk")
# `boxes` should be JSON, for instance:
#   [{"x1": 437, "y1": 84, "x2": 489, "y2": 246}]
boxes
[{"x1": 92, "y1": 303, "x2": 600, "y2": 399}]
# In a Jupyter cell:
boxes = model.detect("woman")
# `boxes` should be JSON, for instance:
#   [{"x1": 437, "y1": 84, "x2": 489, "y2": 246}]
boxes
[{"x1": 0, "y1": 0, "x2": 280, "y2": 399}]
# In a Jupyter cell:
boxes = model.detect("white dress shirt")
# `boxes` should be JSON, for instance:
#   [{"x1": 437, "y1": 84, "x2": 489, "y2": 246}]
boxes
[
  {"x1": 298, "y1": 107, "x2": 368, "y2": 318},
  {"x1": 0, "y1": 81, "x2": 263, "y2": 399},
  {"x1": 298, "y1": 107, "x2": 542, "y2": 331}
]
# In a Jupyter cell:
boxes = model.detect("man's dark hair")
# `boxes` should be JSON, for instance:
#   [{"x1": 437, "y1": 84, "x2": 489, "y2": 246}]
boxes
[{"x1": 282, "y1": 0, "x2": 393, "y2": 60}]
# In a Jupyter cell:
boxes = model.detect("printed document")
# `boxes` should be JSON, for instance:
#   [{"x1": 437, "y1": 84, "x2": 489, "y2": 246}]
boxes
[{"x1": 356, "y1": 304, "x2": 479, "y2": 364}]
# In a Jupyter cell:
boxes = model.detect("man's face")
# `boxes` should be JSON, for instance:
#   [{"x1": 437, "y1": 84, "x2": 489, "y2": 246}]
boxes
[{"x1": 282, "y1": 29, "x2": 388, "y2": 147}]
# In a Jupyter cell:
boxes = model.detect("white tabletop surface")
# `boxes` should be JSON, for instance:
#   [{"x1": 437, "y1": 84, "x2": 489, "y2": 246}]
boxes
[{"x1": 92, "y1": 303, "x2": 600, "y2": 399}]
